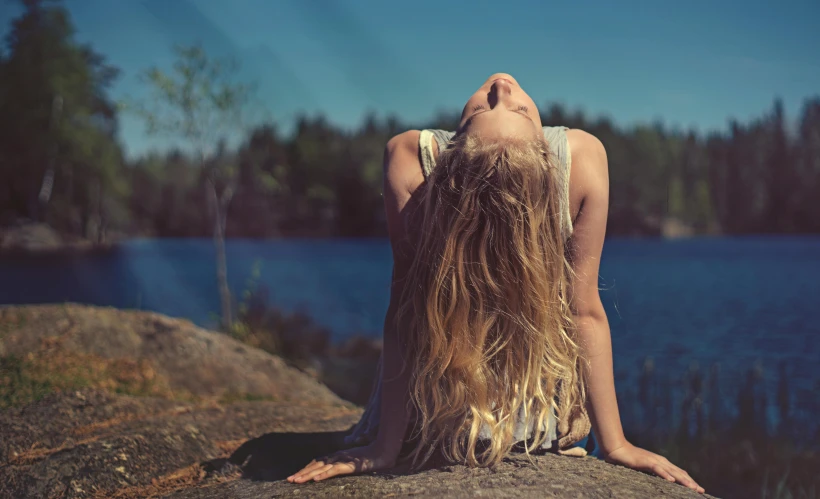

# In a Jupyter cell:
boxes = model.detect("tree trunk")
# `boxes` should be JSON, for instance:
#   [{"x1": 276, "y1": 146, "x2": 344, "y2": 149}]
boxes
[
  {"x1": 37, "y1": 167, "x2": 55, "y2": 221},
  {"x1": 36, "y1": 96, "x2": 63, "y2": 222},
  {"x1": 97, "y1": 181, "x2": 107, "y2": 245},
  {"x1": 207, "y1": 178, "x2": 233, "y2": 330}
]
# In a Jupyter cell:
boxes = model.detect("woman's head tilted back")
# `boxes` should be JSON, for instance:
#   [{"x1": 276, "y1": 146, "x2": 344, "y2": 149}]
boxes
[
  {"x1": 457, "y1": 73, "x2": 543, "y2": 139},
  {"x1": 396, "y1": 74, "x2": 584, "y2": 468}
]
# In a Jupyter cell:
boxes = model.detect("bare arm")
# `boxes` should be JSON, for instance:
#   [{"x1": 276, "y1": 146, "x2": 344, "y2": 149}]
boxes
[
  {"x1": 568, "y1": 131, "x2": 703, "y2": 493},
  {"x1": 566, "y1": 131, "x2": 626, "y2": 455},
  {"x1": 288, "y1": 131, "x2": 422, "y2": 483},
  {"x1": 372, "y1": 131, "x2": 424, "y2": 457}
]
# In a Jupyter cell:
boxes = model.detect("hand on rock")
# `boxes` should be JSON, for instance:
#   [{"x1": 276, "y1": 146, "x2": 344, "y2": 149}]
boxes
[
  {"x1": 287, "y1": 443, "x2": 396, "y2": 483},
  {"x1": 605, "y1": 442, "x2": 705, "y2": 494}
]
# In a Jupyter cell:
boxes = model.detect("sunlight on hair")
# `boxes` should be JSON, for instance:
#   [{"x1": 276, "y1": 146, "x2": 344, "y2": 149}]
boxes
[{"x1": 394, "y1": 132, "x2": 586, "y2": 469}]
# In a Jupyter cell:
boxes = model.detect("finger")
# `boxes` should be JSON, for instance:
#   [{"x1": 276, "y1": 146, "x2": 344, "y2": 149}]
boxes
[
  {"x1": 292, "y1": 463, "x2": 333, "y2": 483},
  {"x1": 287, "y1": 460, "x2": 326, "y2": 482},
  {"x1": 673, "y1": 468, "x2": 701, "y2": 491},
  {"x1": 666, "y1": 465, "x2": 702, "y2": 492},
  {"x1": 313, "y1": 462, "x2": 356, "y2": 481},
  {"x1": 651, "y1": 463, "x2": 675, "y2": 482},
  {"x1": 681, "y1": 470, "x2": 703, "y2": 492},
  {"x1": 295, "y1": 463, "x2": 334, "y2": 483},
  {"x1": 291, "y1": 457, "x2": 330, "y2": 477},
  {"x1": 288, "y1": 461, "x2": 326, "y2": 482},
  {"x1": 657, "y1": 458, "x2": 704, "y2": 493}
]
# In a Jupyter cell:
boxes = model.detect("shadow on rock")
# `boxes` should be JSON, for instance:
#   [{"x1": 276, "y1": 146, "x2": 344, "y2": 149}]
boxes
[
  {"x1": 208, "y1": 430, "x2": 353, "y2": 481},
  {"x1": 206, "y1": 428, "x2": 450, "y2": 483}
]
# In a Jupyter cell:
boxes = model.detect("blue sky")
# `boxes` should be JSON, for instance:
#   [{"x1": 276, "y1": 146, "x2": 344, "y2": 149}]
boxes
[{"x1": 1, "y1": 0, "x2": 818, "y2": 158}]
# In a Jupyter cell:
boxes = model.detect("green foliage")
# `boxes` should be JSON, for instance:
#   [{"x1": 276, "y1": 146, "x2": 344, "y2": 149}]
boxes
[
  {"x1": 0, "y1": 0, "x2": 128, "y2": 240},
  {"x1": 123, "y1": 44, "x2": 252, "y2": 164},
  {"x1": 626, "y1": 359, "x2": 820, "y2": 499},
  {"x1": 0, "y1": 354, "x2": 56, "y2": 408},
  {"x1": 124, "y1": 43, "x2": 262, "y2": 329},
  {"x1": 231, "y1": 279, "x2": 331, "y2": 370},
  {"x1": 218, "y1": 391, "x2": 277, "y2": 405},
  {"x1": 0, "y1": 349, "x2": 170, "y2": 409},
  {"x1": 239, "y1": 260, "x2": 263, "y2": 312},
  {"x1": 229, "y1": 259, "x2": 264, "y2": 344},
  {"x1": 118, "y1": 96, "x2": 820, "y2": 238},
  {"x1": 1, "y1": 3, "x2": 819, "y2": 238}
]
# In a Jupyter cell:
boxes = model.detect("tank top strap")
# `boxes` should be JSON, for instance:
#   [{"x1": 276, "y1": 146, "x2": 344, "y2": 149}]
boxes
[
  {"x1": 542, "y1": 126, "x2": 574, "y2": 239},
  {"x1": 418, "y1": 129, "x2": 456, "y2": 178}
]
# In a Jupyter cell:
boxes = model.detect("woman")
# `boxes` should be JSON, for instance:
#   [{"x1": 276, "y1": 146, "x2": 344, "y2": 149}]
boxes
[{"x1": 288, "y1": 73, "x2": 704, "y2": 493}]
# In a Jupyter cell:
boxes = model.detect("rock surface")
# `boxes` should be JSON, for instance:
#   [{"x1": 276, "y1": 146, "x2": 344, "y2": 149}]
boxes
[
  {"x1": 0, "y1": 304, "x2": 344, "y2": 403},
  {"x1": 0, "y1": 389, "x2": 361, "y2": 498},
  {"x1": 0, "y1": 305, "x2": 712, "y2": 498}
]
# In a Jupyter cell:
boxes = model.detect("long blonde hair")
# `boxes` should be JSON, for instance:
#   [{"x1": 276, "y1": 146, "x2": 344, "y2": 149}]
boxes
[{"x1": 395, "y1": 131, "x2": 585, "y2": 469}]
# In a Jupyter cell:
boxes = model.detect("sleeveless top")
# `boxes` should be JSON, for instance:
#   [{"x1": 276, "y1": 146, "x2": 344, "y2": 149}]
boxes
[
  {"x1": 344, "y1": 126, "x2": 591, "y2": 456},
  {"x1": 419, "y1": 127, "x2": 574, "y2": 242}
]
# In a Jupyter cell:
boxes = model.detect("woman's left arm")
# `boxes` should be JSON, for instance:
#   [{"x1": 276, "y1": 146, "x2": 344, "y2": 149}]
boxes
[{"x1": 567, "y1": 131, "x2": 704, "y2": 494}]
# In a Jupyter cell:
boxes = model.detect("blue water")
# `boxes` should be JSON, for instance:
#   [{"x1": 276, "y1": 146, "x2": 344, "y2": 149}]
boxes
[{"x1": 1, "y1": 237, "x2": 819, "y2": 416}]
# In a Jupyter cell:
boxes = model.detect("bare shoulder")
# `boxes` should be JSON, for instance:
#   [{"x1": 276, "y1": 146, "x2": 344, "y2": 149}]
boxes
[
  {"x1": 384, "y1": 130, "x2": 424, "y2": 195},
  {"x1": 383, "y1": 130, "x2": 426, "y2": 248},
  {"x1": 567, "y1": 129, "x2": 607, "y2": 177},
  {"x1": 566, "y1": 129, "x2": 608, "y2": 196},
  {"x1": 385, "y1": 129, "x2": 421, "y2": 157}
]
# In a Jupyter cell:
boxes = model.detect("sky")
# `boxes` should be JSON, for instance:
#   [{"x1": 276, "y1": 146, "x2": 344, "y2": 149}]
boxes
[{"x1": 1, "y1": 0, "x2": 819, "y2": 158}]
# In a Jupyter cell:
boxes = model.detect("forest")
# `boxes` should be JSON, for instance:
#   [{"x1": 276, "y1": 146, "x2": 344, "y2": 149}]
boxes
[
  {"x1": 1, "y1": 4, "x2": 819, "y2": 496},
  {"x1": 1, "y1": 0, "x2": 819, "y2": 243}
]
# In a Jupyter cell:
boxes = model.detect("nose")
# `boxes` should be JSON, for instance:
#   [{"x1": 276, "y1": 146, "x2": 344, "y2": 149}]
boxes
[
  {"x1": 491, "y1": 78, "x2": 513, "y2": 94},
  {"x1": 487, "y1": 72, "x2": 517, "y2": 86},
  {"x1": 488, "y1": 79, "x2": 513, "y2": 107}
]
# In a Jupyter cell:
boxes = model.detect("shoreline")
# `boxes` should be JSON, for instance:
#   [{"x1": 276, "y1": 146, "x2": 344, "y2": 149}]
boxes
[
  {"x1": 5, "y1": 221, "x2": 820, "y2": 255},
  {"x1": 0, "y1": 222, "x2": 122, "y2": 257}
]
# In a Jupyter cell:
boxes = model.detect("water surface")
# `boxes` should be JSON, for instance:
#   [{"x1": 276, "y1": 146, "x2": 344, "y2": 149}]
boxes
[{"x1": 2, "y1": 236, "x2": 818, "y2": 417}]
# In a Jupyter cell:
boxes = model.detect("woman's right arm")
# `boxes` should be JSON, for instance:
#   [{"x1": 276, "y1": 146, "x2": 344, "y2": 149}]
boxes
[
  {"x1": 288, "y1": 131, "x2": 423, "y2": 483},
  {"x1": 372, "y1": 130, "x2": 423, "y2": 457}
]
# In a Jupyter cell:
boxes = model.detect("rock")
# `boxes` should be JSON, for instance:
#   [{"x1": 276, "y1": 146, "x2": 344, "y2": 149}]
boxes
[
  {"x1": 0, "y1": 304, "x2": 346, "y2": 404},
  {"x1": 0, "y1": 222, "x2": 107, "y2": 254},
  {"x1": 0, "y1": 389, "x2": 361, "y2": 499},
  {"x1": 0, "y1": 222, "x2": 65, "y2": 251},
  {"x1": 661, "y1": 217, "x2": 695, "y2": 239},
  {"x1": 0, "y1": 306, "x2": 715, "y2": 498},
  {"x1": 170, "y1": 449, "x2": 712, "y2": 499},
  {"x1": 0, "y1": 389, "x2": 712, "y2": 499}
]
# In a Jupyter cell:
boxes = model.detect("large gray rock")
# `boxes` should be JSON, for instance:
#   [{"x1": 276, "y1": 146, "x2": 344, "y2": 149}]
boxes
[
  {"x1": 0, "y1": 304, "x2": 344, "y2": 403},
  {"x1": 0, "y1": 305, "x2": 713, "y2": 498},
  {"x1": 0, "y1": 390, "x2": 711, "y2": 499},
  {"x1": 0, "y1": 390, "x2": 361, "y2": 498}
]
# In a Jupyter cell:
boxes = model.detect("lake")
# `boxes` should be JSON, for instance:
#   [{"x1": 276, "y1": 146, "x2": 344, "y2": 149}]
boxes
[{"x1": 1, "y1": 236, "x2": 819, "y2": 419}]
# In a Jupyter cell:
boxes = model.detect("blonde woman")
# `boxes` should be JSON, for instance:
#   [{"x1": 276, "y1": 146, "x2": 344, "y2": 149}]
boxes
[{"x1": 288, "y1": 73, "x2": 703, "y2": 493}]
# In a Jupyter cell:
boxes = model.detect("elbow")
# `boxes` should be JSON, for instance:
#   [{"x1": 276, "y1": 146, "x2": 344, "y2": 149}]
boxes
[
  {"x1": 572, "y1": 295, "x2": 607, "y2": 323},
  {"x1": 572, "y1": 303, "x2": 611, "y2": 358},
  {"x1": 572, "y1": 299, "x2": 609, "y2": 339}
]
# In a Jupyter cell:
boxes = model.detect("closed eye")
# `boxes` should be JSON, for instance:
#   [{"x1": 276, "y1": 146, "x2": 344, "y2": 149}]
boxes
[
  {"x1": 473, "y1": 104, "x2": 528, "y2": 115},
  {"x1": 463, "y1": 104, "x2": 533, "y2": 128}
]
